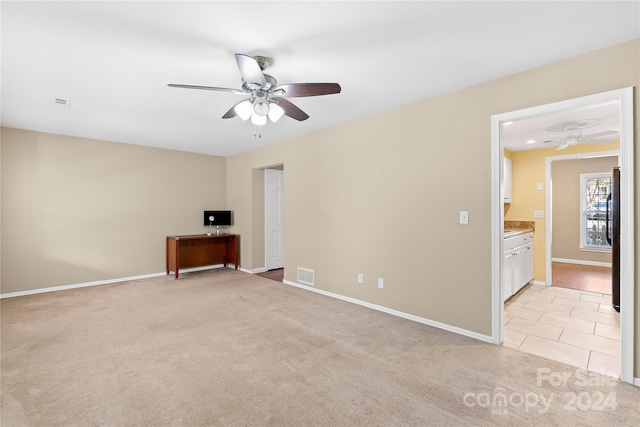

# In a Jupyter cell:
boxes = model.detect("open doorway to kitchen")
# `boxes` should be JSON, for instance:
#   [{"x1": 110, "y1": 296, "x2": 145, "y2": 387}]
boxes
[
  {"x1": 491, "y1": 87, "x2": 634, "y2": 384},
  {"x1": 504, "y1": 150, "x2": 621, "y2": 377}
]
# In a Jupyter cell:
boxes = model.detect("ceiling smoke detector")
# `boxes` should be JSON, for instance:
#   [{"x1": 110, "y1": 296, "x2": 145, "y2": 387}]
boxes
[{"x1": 54, "y1": 98, "x2": 70, "y2": 108}]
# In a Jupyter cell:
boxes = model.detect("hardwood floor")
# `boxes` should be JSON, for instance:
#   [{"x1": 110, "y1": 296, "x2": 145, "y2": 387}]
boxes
[
  {"x1": 256, "y1": 268, "x2": 284, "y2": 282},
  {"x1": 552, "y1": 262, "x2": 612, "y2": 294}
]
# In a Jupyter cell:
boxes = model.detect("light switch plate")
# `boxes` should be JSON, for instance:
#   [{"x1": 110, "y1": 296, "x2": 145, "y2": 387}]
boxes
[{"x1": 537, "y1": 182, "x2": 544, "y2": 191}]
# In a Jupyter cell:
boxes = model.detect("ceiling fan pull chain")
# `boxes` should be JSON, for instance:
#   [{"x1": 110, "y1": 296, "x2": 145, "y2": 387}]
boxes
[{"x1": 253, "y1": 126, "x2": 262, "y2": 139}]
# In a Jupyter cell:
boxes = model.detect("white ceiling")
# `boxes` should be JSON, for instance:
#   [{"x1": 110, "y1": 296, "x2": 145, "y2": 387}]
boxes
[
  {"x1": 502, "y1": 101, "x2": 622, "y2": 152},
  {"x1": 2, "y1": 1, "x2": 638, "y2": 157}
]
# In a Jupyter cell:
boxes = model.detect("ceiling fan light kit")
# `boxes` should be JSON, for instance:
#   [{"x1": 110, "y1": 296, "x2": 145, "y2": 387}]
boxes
[
  {"x1": 267, "y1": 103, "x2": 285, "y2": 122},
  {"x1": 233, "y1": 100, "x2": 253, "y2": 121},
  {"x1": 169, "y1": 53, "x2": 341, "y2": 137},
  {"x1": 253, "y1": 94, "x2": 270, "y2": 116}
]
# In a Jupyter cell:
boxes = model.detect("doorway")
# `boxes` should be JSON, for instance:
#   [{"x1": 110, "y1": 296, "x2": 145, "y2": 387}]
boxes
[
  {"x1": 265, "y1": 168, "x2": 284, "y2": 272},
  {"x1": 549, "y1": 153, "x2": 619, "y2": 294},
  {"x1": 491, "y1": 87, "x2": 634, "y2": 384}
]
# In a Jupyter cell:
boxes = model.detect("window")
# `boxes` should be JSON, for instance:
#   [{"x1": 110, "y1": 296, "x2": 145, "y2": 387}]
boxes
[{"x1": 580, "y1": 172, "x2": 612, "y2": 251}]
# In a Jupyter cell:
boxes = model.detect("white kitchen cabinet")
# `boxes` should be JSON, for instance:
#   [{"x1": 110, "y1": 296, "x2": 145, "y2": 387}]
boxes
[
  {"x1": 503, "y1": 157, "x2": 512, "y2": 203},
  {"x1": 503, "y1": 232, "x2": 534, "y2": 301},
  {"x1": 520, "y1": 244, "x2": 534, "y2": 286},
  {"x1": 503, "y1": 251, "x2": 515, "y2": 301}
]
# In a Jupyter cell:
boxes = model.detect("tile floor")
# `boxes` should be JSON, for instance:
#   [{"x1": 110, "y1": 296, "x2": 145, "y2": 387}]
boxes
[{"x1": 504, "y1": 283, "x2": 620, "y2": 378}]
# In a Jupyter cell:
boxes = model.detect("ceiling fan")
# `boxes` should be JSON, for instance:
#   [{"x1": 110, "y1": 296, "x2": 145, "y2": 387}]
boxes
[
  {"x1": 542, "y1": 119, "x2": 619, "y2": 150},
  {"x1": 168, "y1": 53, "x2": 341, "y2": 135}
]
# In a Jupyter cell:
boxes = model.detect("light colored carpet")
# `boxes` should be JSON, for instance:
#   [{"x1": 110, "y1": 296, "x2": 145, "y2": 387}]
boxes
[{"x1": 2, "y1": 268, "x2": 639, "y2": 426}]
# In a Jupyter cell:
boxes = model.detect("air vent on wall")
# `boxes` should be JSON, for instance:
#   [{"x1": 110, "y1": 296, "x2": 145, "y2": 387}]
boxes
[{"x1": 297, "y1": 267, "x2": 315, "y2": 286}]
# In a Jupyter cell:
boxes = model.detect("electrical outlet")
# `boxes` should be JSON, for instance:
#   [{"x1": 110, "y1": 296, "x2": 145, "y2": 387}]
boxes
[
  {"x1": 378, "y1": 278, "x2": 384, "y2": 289},
  {"x1": 358, "y1": 273, "x2": 363, "y2": 283},
  {"x1": 460, "y1": 211, "x2": 469, "y2": 225},
  {"x1": 534, "y1": 210, "x2": 544, "y2": 219}
]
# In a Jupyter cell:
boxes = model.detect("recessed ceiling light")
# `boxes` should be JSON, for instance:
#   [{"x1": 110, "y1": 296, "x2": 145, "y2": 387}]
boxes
[{"x1": 526, "y1": 139, "x2": 536, "y2": 144}]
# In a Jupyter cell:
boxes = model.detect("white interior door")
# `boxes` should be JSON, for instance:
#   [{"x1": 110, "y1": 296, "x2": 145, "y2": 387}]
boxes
[{"x1": 265, "y1": 169, "x2": 284, "y2": 270}]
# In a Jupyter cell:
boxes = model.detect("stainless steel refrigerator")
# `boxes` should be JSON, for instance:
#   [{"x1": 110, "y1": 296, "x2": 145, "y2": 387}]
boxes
[{"x1": 607, "y1": 166, "x2": 620, "y2": 312}]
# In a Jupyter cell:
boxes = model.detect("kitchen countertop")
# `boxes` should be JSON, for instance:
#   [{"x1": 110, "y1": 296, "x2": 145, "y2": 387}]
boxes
[
  {"x1": 504, "y1": 220, "x2": 535, "y2": 238},
  {"x1": 504, "y1": 228, "x2": 534, "y2": 238}
]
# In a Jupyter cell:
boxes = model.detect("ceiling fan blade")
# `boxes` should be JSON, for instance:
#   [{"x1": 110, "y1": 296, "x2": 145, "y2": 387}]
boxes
[
  {"x1": 555, "y1": 143, "x2": 569, "y2": 151},
  {"x1": 582, "y1": 130, "x2": 619, "y2": 141},
  {"x1": 276, "y1": 83, "x2": 341, "y2": 97},
  {"x1": 222, "y1": 103, "x2": 239, "y2": 119},
  {"x1": 235, "y1": 54, "x2": 266, "y2": 87},
  {"x1": 222, "y1": 108, "x2": 237, "y2": 119},
  {"x1": 546, "y1": 119, "x2": 599, "y2": 133},
  {"x1": 272, "y1": 97, "x2": 309, "y2": 121},
  {"x1": 168, "y1": 84, "x2": 243, "y2": 94}
]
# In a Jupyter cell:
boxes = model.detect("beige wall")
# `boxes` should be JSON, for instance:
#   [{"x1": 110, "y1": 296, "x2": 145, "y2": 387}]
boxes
[
  {"x1": 226, "y1": 40, "x2": 639, "y2": 372},
  {"x1": 0, "y1": 128, "x2": 226, "y2": 293},
  {"x1": 552, "y1": 155, "x2": 618, "y2": 264},
  {"x1": 506, "y1": 142, "x2": 620, "y2": 283}
]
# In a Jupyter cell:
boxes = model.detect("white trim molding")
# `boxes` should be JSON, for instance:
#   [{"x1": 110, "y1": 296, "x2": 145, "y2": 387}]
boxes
[
  {"x1": 283, "y1": 279, "x2": 493, "y2": 344},
  {"x1": 0, "y1": 271, "x2": 166, "y2": 299},
  {"x1": 0, "y1": 264, "x2": 234, "y2": 299},
  {"x1": 552, "y1": 258, "x2": 612, "y2": 268}
]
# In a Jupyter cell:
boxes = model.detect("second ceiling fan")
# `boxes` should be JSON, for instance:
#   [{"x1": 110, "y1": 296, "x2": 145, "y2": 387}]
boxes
[
  {"x1": 169, "y1": 53, "x2": 341, "y2": 130},
  {"x1": 543, "y1": 119, "x2": 619, "y2": 150}
]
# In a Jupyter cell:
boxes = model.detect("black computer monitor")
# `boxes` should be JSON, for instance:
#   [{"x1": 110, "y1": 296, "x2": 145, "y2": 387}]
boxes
[{"x1": 203, "y1": 210, "x2": 232, "y2": 226}]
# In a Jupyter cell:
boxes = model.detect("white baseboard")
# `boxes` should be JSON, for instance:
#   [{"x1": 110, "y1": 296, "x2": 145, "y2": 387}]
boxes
[
  {"x1": 0, "y1": 264, "x2": 232, "y2": 299},
  {"x1": 250, "y1": 267, "x2": 268, "y2": 274},
  {"x1": 532, "y1": 280, "x2": 546, "y2": 286},
  {"x1": 1, "y1": 272, "x2": 165, "y2": 299},
  {"x1": 552, "y1": 257, "x2": 612, "y2": 268},
  {"x1": 282, "y1": 279, "x2": 493, "y2": 344}
]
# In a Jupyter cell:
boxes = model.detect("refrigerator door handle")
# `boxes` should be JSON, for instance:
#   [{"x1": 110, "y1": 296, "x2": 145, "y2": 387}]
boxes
[{"x1": 606, "y1": 192, "x2": 612, "y2": 246}]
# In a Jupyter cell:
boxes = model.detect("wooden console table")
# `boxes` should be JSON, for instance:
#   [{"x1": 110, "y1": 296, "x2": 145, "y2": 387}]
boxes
[{"x1": 166, "y1": 234, "x2": 239, "y2": 279}]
